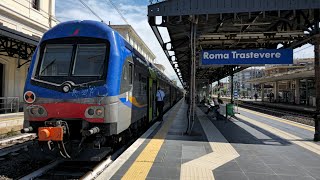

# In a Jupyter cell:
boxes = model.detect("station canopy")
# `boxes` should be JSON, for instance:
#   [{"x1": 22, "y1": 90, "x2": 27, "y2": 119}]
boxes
[
  {"x1": 148, "y1": 0, "x2": 320, "y2": 88},
  {"x1": 0, "y1": 23, "x2": 39, "y2": 68}
]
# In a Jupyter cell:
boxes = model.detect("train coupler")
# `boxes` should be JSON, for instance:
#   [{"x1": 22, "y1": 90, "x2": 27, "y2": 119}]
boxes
[
  {"x1": 38, "y1": 127, "x2": 64, "y2": 141},
  {"x1": 38, "y1": 121, "x2": 68, "y2": 141}
]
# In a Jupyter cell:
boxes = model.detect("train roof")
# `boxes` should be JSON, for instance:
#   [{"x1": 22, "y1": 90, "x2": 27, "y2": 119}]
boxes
[
  {"x1": 40, "y1": 20, "x2": 181, "y2": 90},
  {"x1": 41, "y1": 20, "x2": 116, "y2": 43}
]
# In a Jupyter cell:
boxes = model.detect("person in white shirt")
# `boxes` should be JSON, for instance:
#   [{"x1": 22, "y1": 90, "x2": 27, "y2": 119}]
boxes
[{"x1": 156, "y1": 87, "x2": 165, "y2": 121}]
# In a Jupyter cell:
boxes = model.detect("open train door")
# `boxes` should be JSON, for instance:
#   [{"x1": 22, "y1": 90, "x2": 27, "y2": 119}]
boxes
[{"x1": 148, "y1": 68, "x2": 157, "y2": 121}]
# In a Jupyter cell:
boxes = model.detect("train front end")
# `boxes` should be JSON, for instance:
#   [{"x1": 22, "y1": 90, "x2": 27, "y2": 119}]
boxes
[{"x1": 22, "y1": 20, "x2": 123, "y2": 158}]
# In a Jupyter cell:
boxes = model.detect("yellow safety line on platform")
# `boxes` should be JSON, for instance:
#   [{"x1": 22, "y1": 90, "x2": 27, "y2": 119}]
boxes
[
  {"x1": 237, "y1": 114, "x2": 320, "y2": 156},
  {"x1": 239, "y1": 107, "x2": 314, "y2": 132},
  {"x1": 121, "y1": 101, "x2": 182, "y2": 180}
]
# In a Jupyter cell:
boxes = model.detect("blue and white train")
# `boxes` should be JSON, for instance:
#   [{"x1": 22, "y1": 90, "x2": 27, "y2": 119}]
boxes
[{"x1": 22, "y1": 20, "x2": 182, "y2": 158}]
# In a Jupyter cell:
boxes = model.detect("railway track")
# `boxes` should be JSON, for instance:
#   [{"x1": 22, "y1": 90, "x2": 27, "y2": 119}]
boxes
[
  {"x1": 235, "y1": 102, "x2": 315, "y2": 126},
  {"x1": 216, "y1": 97, "x2": 314, "y2": 126},
  {"x1": 14, "y1": 113, "x2": 162, "y2": 179},
  {"x1": 18, "y1": 121, "x2": 157, "y2": 179},
  {"x1": 20, "y1": 142, "x2": 128, "y2": 180},
  {"x1": 0, "y1": 134, "x2": 36, "y2": 157}
]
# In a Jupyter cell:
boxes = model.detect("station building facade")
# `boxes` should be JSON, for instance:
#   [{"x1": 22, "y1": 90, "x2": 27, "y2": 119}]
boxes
[
  {"x1": 0, "y1": 3, "x2": 161, "y2": 113},
  {"x1": 110, "y1": 25, "x2": 156, "y2": 63},
  {"x1": 110, "y1": 25, "x2": 168, "y2": 79},
  {"x1": 248, "y1": 58, "x2": 315, "y2": 106},
  {"x1": 0, "y1": 0, "x2": 58, "y2": 113},
  {"x1": 227, "y1": 68, "x2": 264, "y2": 98}
]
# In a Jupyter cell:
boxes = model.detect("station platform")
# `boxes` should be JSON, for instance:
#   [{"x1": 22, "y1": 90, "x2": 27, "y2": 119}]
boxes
[
  {"x1": 218, "y1": 96, "x2": 315, "y2": 113},
  {"x1": 0, "y1": 112, "x2": 24, "y2": 135},
  {"x1": 97, "y1": 99, "x2": 320, "y2": 180}
]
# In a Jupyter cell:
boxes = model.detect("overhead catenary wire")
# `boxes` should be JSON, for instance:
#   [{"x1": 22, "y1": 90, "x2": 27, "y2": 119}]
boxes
[
  {"x1": 293, "y1": 44, "x2": 313, "y2": 54},
  {"x1": 79, "y1": 0, "x2": 104, "y2": 22},
  {"x1": 106, "y1": 0, "x2": 129, "y2": 24}
]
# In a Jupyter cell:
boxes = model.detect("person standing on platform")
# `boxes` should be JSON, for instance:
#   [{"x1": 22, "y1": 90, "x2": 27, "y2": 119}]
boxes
[
  {"x1": 269, "y1": 91, "x2": 274, "y2": 102},
  {"x1": 156, "y1": 87, "x2": 165, "y2": 121}
]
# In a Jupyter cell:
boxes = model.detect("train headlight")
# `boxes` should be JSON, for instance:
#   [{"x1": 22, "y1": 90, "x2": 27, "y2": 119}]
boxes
[
  {"x1": 85, "y1": 106, "x2": 104, "y2": 118},
  {"x1": 62, "y1": 85, "x2": 70, "y2": 93},
  {"x1": 88, "y1": 108, "x2": 95, "y2": 116},
  {"x1": 38, "y1": 107, "x2": 44, "y2": 115},
  {"x1": 96, "y1": 109, "x2": 103, "y2": 116},
  {"x1": 30, "y1": 107, "x2": 38, "y2": 115},
  {"x1": 28, "y1": 106, "x2": 47, "y2": 117}
]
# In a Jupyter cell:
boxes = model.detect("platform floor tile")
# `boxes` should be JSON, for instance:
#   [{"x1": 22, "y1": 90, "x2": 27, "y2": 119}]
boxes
[
  {"x1": 110, "y1": 102, "x2": 320, "y2": 180},
  {"x1": 198, "y1": 105, "x2": 320, "y2": 180},
  {"x1": 146, "y1": 102, "x2": 211, "y2": 180}
]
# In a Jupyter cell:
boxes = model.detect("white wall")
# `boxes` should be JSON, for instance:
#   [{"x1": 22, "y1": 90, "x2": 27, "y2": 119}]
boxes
[
  {"x1": 0, "y1": 0, "x2": 58, "y2": 37},
  {"x1": 0, "y1": 0, "x2": 58, "y2": 108},
  {"x1": 0, "y1": 56, "x2": 28, "y2": 102}
]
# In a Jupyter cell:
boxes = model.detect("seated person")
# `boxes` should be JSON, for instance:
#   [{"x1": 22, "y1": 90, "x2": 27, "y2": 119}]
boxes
[{"x1": 205, "y1": 97, "x2": 219, "y2": 114}]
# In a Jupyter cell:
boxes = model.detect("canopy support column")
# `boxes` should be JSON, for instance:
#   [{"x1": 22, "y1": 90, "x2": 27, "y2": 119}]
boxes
[
  {"x1": 231, "y1": 73, "x2": 234, "y2": 104},
  {"x1": 314, "y1": 9, "x2": 320, "y2": 141},
  {"x1": 187, "y1": 16, "x2": 197, "y2": 135}
]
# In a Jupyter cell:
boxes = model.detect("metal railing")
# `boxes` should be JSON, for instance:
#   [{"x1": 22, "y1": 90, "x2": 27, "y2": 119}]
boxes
[{"x1": 0, "y1": 97, "x2": 20, "y2": 114}]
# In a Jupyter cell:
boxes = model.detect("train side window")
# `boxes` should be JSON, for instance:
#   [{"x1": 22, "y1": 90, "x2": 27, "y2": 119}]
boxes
[
  {"x1": 129, "y1": 63, "x2": 133, "y2": 85},
  {"x1": 120, "y1": 56, "x2": 133, "y2": 94},
  {"x1": 123, "y1": 65, "x2": 128, "y2": 80}
]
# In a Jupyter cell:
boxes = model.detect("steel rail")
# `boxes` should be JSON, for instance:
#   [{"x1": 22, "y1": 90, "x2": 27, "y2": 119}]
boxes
[{"x1": 20, "y1": 160, "x2": 64, "y2": 180}]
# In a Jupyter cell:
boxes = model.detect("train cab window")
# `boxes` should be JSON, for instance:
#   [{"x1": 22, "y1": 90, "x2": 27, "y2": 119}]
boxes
[
  {"x1": 39, "y1": 45, "x2": 73, "y2": 76},
  {"x1": 72, "y1": 44, "x2": 106, "y2": 76}
]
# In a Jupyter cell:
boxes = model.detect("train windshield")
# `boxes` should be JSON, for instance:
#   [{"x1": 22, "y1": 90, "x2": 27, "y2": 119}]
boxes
[
  {"x1": 40, "y1": 44, "x2": 107, "y2": 77},
  {"x1": 72, "y1": 44, "x2": 106, "y2": 76},
  {"x1": 40, "y1": 45, "x2": 73, "y2": 76}
]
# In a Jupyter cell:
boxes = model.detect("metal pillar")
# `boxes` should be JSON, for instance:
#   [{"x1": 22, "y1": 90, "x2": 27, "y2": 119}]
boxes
[
  {"x1": 294, "y1": 79, "x2": 300, "y2": 105},
  {"x1": 261, "y1": 84, "x2": 265, "y2": 102},
  {"x1": 314, "y1": 9, "x2": 320, "y2": 141},
  {"x1": 218, "y1": 80, "x2": 221, "y2": 99},
  {"x1": 274, "y1": 81, "x2": 279, "y2": 102},
  {"x1": 187, "y1": 16, "x2": 197, "y2": 135},
  {"x1": 231, "y1": 74, "x2": 234, "y2": 104}
]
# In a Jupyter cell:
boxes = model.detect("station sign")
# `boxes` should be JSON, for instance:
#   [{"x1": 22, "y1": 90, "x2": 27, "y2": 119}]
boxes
[
  {"x1": 200, "y1": 49, "x2": 293, "y2": 65},
  {"x1": 234, "y1": 90, "x2": 238, "y2": 99}
]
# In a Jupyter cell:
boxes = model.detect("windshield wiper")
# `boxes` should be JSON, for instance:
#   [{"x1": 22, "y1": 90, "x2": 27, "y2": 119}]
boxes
[
  {"x1": 40, "y1": 58, "x2": 56, "y2": 75},
  {"x1": 98, "y1": 64, "x2": 105, "y2": 78}
]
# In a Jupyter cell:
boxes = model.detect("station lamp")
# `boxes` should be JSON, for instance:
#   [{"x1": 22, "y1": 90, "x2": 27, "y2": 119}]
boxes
[{"x1": 170, "y1": 55, "x2": 176, "y2": 61}]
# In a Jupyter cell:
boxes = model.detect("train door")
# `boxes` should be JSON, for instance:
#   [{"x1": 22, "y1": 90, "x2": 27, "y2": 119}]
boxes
[
  {"x1": 152, "y1": 80, "x2": 157, "y2": 118},
  {"x1": 148, "y1": 77, "x2": 157, "y2": 121}
]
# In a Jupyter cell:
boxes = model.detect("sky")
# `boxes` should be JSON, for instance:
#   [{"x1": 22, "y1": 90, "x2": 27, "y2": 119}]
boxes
[
  {"x1": 55, "y1": 0, "x2": 315, "y2": 86},
  {"x1": 55, "y1": 0, "x2": 181, "y2": 86}
]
